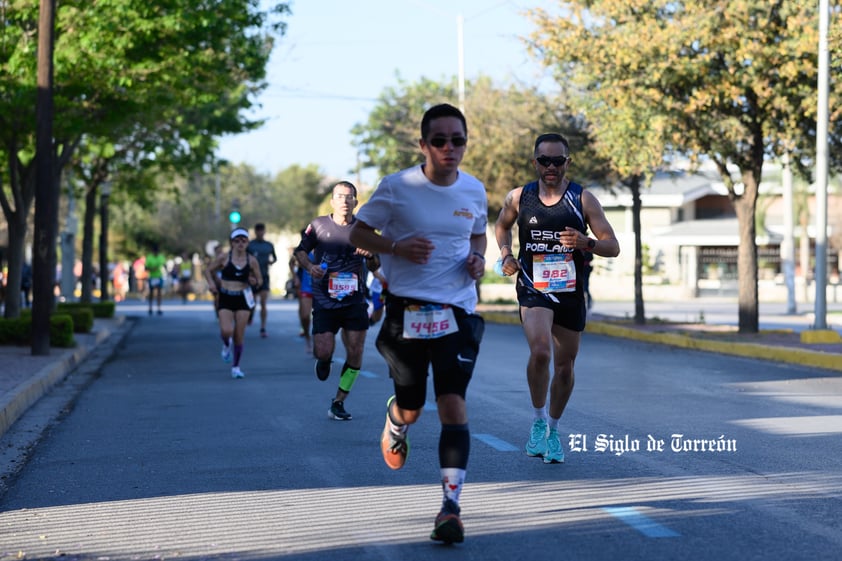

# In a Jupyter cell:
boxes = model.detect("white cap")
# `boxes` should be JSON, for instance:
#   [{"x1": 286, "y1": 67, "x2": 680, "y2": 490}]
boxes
[{"x1": 230, "y1": 228, "x2": 249, "y2": 240}]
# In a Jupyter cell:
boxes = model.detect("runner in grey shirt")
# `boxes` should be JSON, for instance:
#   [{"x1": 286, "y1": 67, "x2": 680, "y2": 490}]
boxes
[{"x1": 247, "y1": 223, "x2": 277, "y2": 337}]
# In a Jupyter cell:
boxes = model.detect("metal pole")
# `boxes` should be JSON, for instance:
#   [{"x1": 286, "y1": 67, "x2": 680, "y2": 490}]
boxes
[
  {"x1": 457, "y1": 14, "x2": 465, "y2": 114},
  {"x1": 813, "y1": 0, "x2": 829, "y2": 329},
  {"x1": 60, "y1": 174, "x2": 77, "y2": 301},
  {"x1": 99, "y1": 183, "x2": 111, "y2": 301},
  {"x1": 781, "y1": 151, "x2": 796, "y2": 314}
]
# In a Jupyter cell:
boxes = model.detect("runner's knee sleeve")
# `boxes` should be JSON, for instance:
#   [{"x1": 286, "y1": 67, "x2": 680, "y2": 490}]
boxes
[{"x1": 338, "y1": 363, "x2": 360, "y2": 392}]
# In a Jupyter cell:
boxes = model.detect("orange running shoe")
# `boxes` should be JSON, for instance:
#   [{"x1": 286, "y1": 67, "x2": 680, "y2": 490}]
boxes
[{"x1": 380, "y1": 396, "x2": 409, "y2": 470}]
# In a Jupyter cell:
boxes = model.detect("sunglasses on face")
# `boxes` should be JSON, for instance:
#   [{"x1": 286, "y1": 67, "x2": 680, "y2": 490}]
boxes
[
  {"x1": 536, "y1": 155, "x2": 569, "y2": 168},
  {"x1": 333, "y1": 194, "x2": 356, "y2": 201},
  {"x1": 428, "y1": 136, "x2": 467, "y2": 148}
]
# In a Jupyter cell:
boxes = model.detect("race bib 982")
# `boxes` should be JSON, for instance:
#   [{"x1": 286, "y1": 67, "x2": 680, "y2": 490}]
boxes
[{"x1": 533, "y1": 253, "x2": 576, "y2": 293}]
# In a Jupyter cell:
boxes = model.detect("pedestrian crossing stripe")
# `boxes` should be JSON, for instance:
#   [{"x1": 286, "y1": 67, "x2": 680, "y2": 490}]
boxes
[{"x1": 602, "y1": 506, "x2": 680, "y2": 538}]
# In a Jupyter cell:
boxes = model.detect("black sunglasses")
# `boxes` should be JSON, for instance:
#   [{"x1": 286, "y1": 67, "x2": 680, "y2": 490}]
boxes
[
  {"x1": 428, "y1": 136, "x2": 467, "y2": 148},
  {"x1": 536, "y1": 155, "x2": 569, "y2": 167}
]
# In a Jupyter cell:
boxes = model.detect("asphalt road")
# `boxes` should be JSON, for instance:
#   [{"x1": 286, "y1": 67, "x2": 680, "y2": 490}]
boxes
[{"x1": 1, "y1": 301, "x2": 840, "y2": 560}]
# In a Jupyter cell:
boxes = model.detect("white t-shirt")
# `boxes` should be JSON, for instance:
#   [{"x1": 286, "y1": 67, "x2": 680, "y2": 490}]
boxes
[{"x1": 356, "y1": 165, "x2": 488, "y2": 312}]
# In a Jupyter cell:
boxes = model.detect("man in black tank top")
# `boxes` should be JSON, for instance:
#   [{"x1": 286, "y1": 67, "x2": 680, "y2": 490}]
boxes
[{"x1": 494, "y1": 133, "x2": 620, "y2": 464}]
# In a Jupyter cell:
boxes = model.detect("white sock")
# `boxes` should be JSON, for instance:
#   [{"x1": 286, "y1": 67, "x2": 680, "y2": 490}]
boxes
[
  {"x1": 534, "y1": 406, "x2": 547, "y2": 421},
  {"x1": 441, "y1": 468, "x2": 466, "y2": 505}
]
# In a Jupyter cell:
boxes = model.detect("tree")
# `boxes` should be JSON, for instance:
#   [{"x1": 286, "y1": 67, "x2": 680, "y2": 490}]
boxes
[
  {"x1": 527, "y1": 1, "x2": 842, "y2": 333},
  {"x1": 272, "y1": 164, "x2": 332, "y2": 233},
  {"x1": 0, "y1": 0, "x2": 290, "y2": 315},
  {"x1": 351, "y1": 75, "x2": 603, "y2": 216},
  {"x1": 108, "y1": 162, "x2": 329, "y2": 267},
  {"x1": 31, "y1": 0, "x2": 58, "y2": 355}
]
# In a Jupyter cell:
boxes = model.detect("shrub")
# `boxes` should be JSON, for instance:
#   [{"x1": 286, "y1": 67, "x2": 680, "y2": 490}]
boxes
[
  {"x1": 21, "y1": 306, "x2": 93, "y2": 333},
  {"x1": 0, "y1": 315, "x2": 76, "y2": 347},
  {"x1": 57, "y1": 301, "x2": 116, "y2": 318}
]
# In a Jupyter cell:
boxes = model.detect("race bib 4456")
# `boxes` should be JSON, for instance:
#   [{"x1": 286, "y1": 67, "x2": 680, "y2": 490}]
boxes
[{"x1": 402, "y1": 305, "x2": 458, "y2": 339}]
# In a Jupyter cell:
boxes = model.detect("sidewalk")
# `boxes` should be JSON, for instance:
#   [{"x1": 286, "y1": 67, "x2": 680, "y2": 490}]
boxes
[
  {"x1": 480, "y1": 298, "x2": 842, "y2": 373},
  {"x1": 1, "y1": 298, "x2": 840, "y2": 442},
  {"x1": 0, "y1": 316, "x2": 128, "y2": 440}
]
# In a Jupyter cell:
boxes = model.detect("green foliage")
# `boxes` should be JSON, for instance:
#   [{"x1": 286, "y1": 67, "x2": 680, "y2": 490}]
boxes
[
  {"x1": 526, "y1": 0, "x2": 842, "y2": 332},
  {"x1": 110, "y1": 161, "x2": 328, "y2": 260},
  {"x1": 527, "y1": 1, "x2": 842, "y2": 181},
  {"x1": 57, "y1": 301, "x2": 116, "y2": 319},
  {"x1": 272, "y1": 164, "x2": 332, "y2": 233},
  {"x1": 1, "y1": 0, "x2": 291, "y2": 316},
  {"x1": 0, "y1": 315, "x2": 76, "y2": 348},
  {"x1": 351, "y1": 75, "x2": 603, "y2": 215},
  {"x1": 48, "y1": 315, "x2": 77, "y2": 348},
  {"x1": 351, "y1": 75, "x2": 452, "y2": 178},
  {"x1": 20, "y1": 306, "x2": 92, "y2": 333},
  {"x1": 0, "y1": 318, "x2": 32, "y2": 345},
  {"x1": 63, "y1": 307, "x2": 94, "y2": 333}
]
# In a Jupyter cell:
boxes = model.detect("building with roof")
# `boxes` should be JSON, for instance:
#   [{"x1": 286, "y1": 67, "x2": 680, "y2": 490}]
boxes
[{"x1": 584, "y1": 166, "x2": 841, "y2": 300}]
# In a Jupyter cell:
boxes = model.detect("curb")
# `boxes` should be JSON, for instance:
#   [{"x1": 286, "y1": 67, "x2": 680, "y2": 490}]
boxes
[
  {"x1": 482, "y1": 311, "x2": 842, "y2": 373},
  {"x1": 0, "y1": 316, "x2": 126, "y2": 440}
]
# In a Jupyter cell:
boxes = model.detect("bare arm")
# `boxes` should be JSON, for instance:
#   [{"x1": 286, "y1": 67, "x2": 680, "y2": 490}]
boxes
[
  {"x1": 349, "y1": 220, "x2": 391, "y2": 255},
  {"x1": 349, "y1": 220, "x2": 435, "y2": 265},
  {"x1": 204, "y1": 255, "x2": 224, "y2": 292},
  {"x1": 466, "y1": 232, "x2": 488, "y2": 280},
  {"x1": 582, "y1": 190, "x2": 620, "y2": 258},
  {"x1": 249, "y1": 255, "x2": 264, "y2": 288},
  {"x1": 494, "y1": 188, "x2": 522, "y2": 276},
  {"x1": 294, "y1": 249, "x2": 324, "y2": 280}
]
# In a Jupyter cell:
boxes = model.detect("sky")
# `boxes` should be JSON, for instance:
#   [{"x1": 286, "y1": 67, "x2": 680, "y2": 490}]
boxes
[{"x1": 216, "y1": 0, "x2": 557, "y2": 188}]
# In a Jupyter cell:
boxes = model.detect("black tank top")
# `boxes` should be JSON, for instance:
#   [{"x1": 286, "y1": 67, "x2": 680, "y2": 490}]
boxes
[
  {"x1": 515, "y1": 180, "x2": 586, "y2": 299},
  {"x1": 220, "y1": 251, "x2": 251, "y2": 283}
]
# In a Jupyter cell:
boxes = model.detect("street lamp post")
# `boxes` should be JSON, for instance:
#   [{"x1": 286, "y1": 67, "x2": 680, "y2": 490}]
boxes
[
  {"x1": 99, "y1": 182, "x2": 112, "y2": 302},
  {"x1": 60, "y1": 176, "x2": 78, "y2": 301},
  {"x1": 457, "y1": 14, "x2": 465, "y2": 113},
  {"x1": 813, "y1": 0, "x2": 829, "y2": 329}
]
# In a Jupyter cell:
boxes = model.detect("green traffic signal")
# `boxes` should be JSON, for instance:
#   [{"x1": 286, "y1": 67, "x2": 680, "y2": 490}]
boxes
[{"x1": 229, "y1": 210, "x2": 242, "y2": 224}]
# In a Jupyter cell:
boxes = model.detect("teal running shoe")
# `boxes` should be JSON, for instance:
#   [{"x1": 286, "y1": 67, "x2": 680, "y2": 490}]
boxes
[
  {"x1": 525, "y1": 418, "x2": 549, "y2": 457},
  {"x1": 543, "y1": 428, "x2": 565, "y2": 464}
]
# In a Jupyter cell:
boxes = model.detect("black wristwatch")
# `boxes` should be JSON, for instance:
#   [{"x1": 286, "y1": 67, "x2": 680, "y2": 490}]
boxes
[{"x1": 587, "y1": 239, "x2": 596, "y2": 250}]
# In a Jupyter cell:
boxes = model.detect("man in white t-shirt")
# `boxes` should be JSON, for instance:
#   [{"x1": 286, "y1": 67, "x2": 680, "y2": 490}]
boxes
[{"x1": 350, "y1": 103, "x2": 487, "y2": 545}]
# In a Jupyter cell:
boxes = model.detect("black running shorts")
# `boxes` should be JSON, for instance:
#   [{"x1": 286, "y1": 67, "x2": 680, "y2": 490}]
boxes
[
  {"x1": 218, "y1": 290, "x2": 251, "y2": 312},
  {"x1": 516, "y1": 284, "x2": 587, "y2": 332},
  {"x1": 312, "y1": 302, "x2": 370, "y2": 335},
  {"x1": 375, "y1": 295, "x2": 485, "y2": 411}
]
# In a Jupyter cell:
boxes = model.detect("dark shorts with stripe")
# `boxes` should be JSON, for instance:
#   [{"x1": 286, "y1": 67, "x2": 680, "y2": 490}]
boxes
[
  {"x1": 516, "y1": 284, "x2": 587, "y2": 332},
  {"x1": 218, "y1": 289, "x2": 251, "y2": 312},
  {"x1": 375, "y1": 295, "x2": 485, "y2": 411}
]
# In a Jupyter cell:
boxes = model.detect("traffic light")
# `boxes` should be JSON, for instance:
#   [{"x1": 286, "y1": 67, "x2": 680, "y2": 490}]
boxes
[{"x1": 229, "y1": 199, "x2": 241, "y2": 225}]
